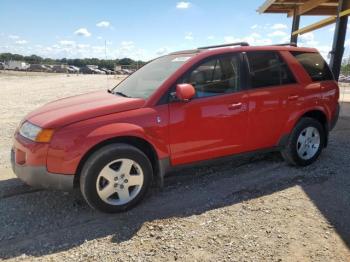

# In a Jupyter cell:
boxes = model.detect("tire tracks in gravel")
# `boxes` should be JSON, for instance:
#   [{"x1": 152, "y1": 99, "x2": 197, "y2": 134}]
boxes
[{"x1": 0, "y1": 188, "x2": 43, "y2": 200}]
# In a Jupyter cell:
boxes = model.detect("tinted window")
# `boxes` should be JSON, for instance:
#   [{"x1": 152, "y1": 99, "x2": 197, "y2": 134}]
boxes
[
  {"x1": 246, "y1": 51, "x2": 296, "y2": 88},
  {"x1": 183, "y1": 55, "x2": 241, "y2": 98},
  {"x1": 291, "y1": 52, "x2": 334, "y2": 81}
]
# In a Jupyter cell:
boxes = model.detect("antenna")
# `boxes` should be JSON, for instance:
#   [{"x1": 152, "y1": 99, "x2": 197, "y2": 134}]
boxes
[{"x1": 104, "y1": 40, "x2": 107, "y2": 60}]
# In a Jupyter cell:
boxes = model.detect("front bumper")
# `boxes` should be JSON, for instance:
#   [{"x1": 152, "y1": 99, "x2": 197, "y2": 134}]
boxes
[{"x1": 11, "y1": 149, "x2": 74, "y2": 191}]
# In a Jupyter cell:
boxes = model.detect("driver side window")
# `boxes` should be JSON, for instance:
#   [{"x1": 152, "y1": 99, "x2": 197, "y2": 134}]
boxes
[{"x1": 182, "y1": 54, "x2": 241, "y2": 98}]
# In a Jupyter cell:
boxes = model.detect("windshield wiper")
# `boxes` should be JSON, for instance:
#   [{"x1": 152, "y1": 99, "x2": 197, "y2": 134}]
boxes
[{"x1": 114, "y1": 91, "x2": 130, "y2": 98}]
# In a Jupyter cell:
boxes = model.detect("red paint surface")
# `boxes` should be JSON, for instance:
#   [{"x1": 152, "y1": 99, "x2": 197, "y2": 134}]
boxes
[{"x1": 12, "y1": 46, "x2": 339, "y2": 175}]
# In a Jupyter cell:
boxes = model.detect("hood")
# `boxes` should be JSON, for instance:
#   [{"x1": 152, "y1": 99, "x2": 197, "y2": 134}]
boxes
[{"x1": 26, "y1": 91, "x2": 146, "y2": 128}]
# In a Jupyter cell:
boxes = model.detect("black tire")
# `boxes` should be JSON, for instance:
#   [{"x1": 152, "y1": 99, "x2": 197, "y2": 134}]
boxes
[
  {"x1": 281, "y1": 117, "x2": 326, "y2": 166},
  {"x1": 80, "y1": 143, "x2": 153, "y2": 213}
]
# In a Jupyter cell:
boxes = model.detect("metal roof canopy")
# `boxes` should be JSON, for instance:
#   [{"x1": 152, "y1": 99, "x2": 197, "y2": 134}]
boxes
[
  {"x1": 258, "y1": 0, "x2": 340, "y2": 16},
  {"x1": 257, "y1": 0, "x2": 350, "y2": 80}
]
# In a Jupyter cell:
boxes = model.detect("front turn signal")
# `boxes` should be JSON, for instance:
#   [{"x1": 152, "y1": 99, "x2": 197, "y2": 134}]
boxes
[{"x1": 35, "y1": 129, "x2": 54, "y2": 143}]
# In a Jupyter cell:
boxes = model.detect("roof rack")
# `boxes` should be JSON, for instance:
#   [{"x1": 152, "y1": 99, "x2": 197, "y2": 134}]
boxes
[
  {"x1": 169, "y1": 49, "x2": 199, "y2": 55},
  {"x1": 198, "y1": 42, "x2": 249, "y2": 50},
  {"x1": 272, "y1": 42, "x2": 297, "y2": 47}
]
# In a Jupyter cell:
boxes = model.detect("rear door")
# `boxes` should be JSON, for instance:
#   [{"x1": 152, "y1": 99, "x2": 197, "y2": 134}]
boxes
[
  {"x1": 168, "y1": 53, "x2": 249, "y2": 165},
  {"x1": 244, "y1": 51, "x2": 301, "y2": 150},
  {"x1": 291, "y1": 51, "x2": 339, "y2": 121}
]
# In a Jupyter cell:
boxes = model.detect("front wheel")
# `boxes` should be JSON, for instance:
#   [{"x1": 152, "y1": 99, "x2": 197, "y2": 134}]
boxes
[
  {"x1": 281, "y1": 117, "x2": 326, "y2": 166},
  {"x1": 80, "y1": 143, "x2": 153, "y2": 213}
]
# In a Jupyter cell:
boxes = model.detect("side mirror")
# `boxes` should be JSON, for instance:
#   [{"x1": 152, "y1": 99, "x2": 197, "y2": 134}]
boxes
[{"x1": 175, "y1": 84, "x2": 195, "y2": 102}]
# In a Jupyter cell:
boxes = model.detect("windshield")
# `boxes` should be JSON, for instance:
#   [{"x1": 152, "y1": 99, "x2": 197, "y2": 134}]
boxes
[{"x1": 112, "y1": 54, "x2": 194, "y2": 98}]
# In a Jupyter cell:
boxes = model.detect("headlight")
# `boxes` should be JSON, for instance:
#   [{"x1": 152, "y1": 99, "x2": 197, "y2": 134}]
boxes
[{"x1": 19, "y1": 122, "x2": 54, "y2": 143}]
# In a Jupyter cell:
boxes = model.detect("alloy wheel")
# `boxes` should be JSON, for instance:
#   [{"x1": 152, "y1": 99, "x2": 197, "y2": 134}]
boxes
[{"x1": 96, "y1": 158, "x2": 144, "y2": 205}]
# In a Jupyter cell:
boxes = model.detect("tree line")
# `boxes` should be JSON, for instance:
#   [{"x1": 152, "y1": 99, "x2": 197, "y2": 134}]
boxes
[
  {"x1": 342, "y1": 57, "x2": 350, "y2": 74},
  {"x1": 0, "y1": 53, "x2": 146, "y2": 70}
]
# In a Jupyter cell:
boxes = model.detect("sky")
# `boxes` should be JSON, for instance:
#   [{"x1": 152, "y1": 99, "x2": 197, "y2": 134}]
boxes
[{"x1": 0, "y1": 0, "x2": 349, "y2": 61}]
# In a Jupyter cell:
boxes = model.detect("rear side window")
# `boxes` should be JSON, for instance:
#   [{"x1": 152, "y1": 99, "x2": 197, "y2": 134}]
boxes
[
  {"x1": 291, "y1": 52, "x2": 334, "y2": 81},
  {"x1": 246, "y1": 51, "x2": 296, "y2": 89}
]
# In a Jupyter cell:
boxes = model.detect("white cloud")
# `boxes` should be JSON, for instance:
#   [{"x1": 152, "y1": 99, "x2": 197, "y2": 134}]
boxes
[
  {"x1": 251, "y1": 24, "x2": 258, "y2": 30},
  {"x1": 92, "y1": 46, "x2": 105, "y2": 54},
  {"x1": 9, "y1": 35, "x2": 20, "y2": 40},
  {"x1": 97, "y1": 36, "x2": 103, "y2": 40},
  {"x1": 59, "y1": 40, "x2": 76, "y2": 46},
  {"x1": 120, "y1": 41, "x2": 135, "y2": 51},
  {"x1": 15, "y1": 40, "x2": 28, "y2": 45},
  {"x1": 74, "y1": 28, "x2": 91, "y2": 37},
  {"x1": 268, "y1": 30, "x2": 287, "y2": 37},
  {"x1": 96, "y1": 21, "x2": 111, "y2": 28},
  {"x1": 77, "y1": 44, "x2": 90, "y2": 49},
  {"x1": 176, "y1": 1, "x2": 191, "y2": 9},
  {"x1": 156, "y1": 47, "x2": 170, "y2": 56},
  {"x1": 250, "y1": 32, "x2": 261, "y2": 38},
  {"x1": 300, "y1": 32, "x2": 315, "y2": 42},
  {"x1": 224, "y1": 34, "x2": 272, "y2": 46},
  {"x1": 207, "y1": 35, "x2": 215, "y2": 40},
  {"x1": 115, "y1": 41, "x2": 148, "y2": 60},
  {"x1": 297, "y1": 32, "x2": 331, "y2": 58},
  {"x1": 299, "y1": 32, "x2": 319, "y2": 46},
  {"x1": 271, "y1": 23, "x2": 288, "y2": 30},
  {"x1": 185, "y1": 32, "x2": 193, "y2": 40}
]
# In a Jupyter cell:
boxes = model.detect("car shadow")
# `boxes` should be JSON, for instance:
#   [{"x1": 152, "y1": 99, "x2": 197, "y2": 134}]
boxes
[{"x1": 0, "y1": 119, "x2": 349, "y2": 259}]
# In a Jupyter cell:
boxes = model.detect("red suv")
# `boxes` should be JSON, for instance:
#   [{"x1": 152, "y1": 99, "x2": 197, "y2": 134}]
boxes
[{"x1": 11, "y1": 43, "x2": 339, "y2": 213}]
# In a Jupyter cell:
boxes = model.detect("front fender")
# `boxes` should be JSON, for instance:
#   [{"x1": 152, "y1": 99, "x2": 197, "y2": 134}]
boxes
[
  {"x1": 47, "y1": 121, "x2": 169, "y2": 175},
  {"x1": 87, "y1": 122, "x2": 146, "y2": 139}
]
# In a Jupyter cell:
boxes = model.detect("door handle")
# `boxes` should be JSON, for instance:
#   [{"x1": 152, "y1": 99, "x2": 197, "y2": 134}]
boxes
[
  {"x1": 228, "y1": 102, "x2": 242, "y2": 110},
  {"x1": 288, "y1": 95, "x2": 299, "y2": 101}
]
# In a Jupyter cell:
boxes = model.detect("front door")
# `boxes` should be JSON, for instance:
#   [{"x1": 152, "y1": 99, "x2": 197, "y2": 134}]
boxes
[{"x1": 168, "y1": 53, "x2": 249, "y2": 165}]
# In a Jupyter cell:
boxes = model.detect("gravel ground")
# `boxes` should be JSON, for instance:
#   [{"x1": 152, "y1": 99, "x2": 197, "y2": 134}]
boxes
[
  {"x1": 0, "y1": 71, "x2": 123, "y2": 169},
  {"x1": 0, "y1": 71, "x2": 350, "y2": 261}
]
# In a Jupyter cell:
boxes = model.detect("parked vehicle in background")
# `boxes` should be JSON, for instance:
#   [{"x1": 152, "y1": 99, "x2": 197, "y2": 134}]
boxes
[
  {"x1": 0, "y1": 62, "x2": 4, "y2": 70},
  {"x1": 51, "y1": 64, "x2": 68, "y2": 73},
  {"x1": 80, "y1": 65, "x2": 106, "y2": 74},
  {"x1": 28, "y1": 64, "x2": 52, "y2": 72},
  {"x1": 100, "y1": 68, "x2": 115, "y2": 75},
  {"x1": 4, "y1": 60, "x2": 30, "y2": 70},
  {"x1": 80, "y1": 66, "x2": 95, "y2": 74},
  {"x1": 344, "y1": 76, "x2": 350, "y2": 83},
  {"x1": 338, "y1": 74, "x2": 348, "y2": 82},
  {"x1": 121, "y1": 69, "x2": 134, "y2": 75},
  {"x1": 67, "y1": 65, "x2": 80, "y2": 73},
  {"x1": 11, "y1": 42, "x2": 339, "y2": 213}
]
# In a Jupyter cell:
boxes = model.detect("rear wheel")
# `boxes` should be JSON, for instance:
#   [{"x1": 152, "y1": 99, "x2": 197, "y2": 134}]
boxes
[
  {"x1": 80, "y1": 143, "x2": 153, "y2": 213},
  {"x1": 281, "y1": 117, "x2": 326, "y2": 166}
]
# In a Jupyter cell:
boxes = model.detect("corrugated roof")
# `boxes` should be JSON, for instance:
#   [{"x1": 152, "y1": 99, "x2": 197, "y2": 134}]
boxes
[{"x1": 258, "y1": 0, "x2": 340, "y2": 17}]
